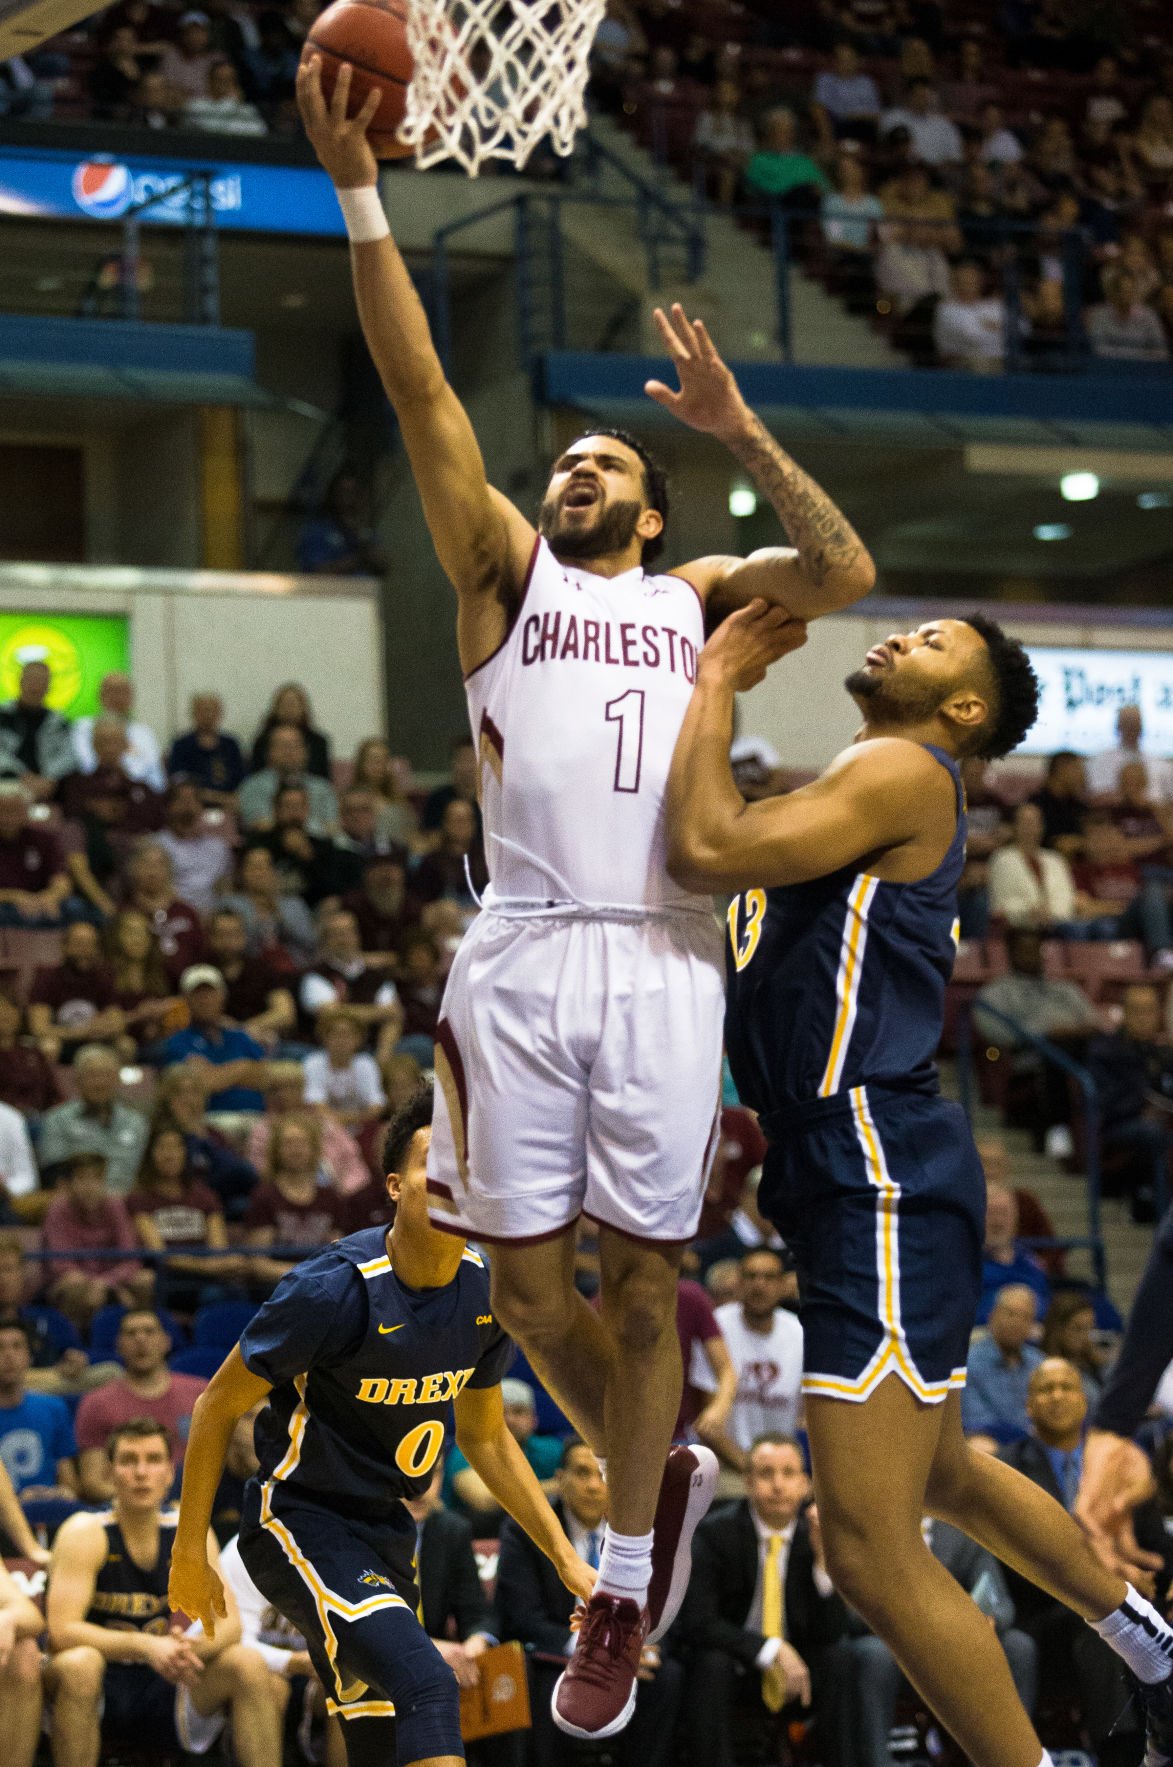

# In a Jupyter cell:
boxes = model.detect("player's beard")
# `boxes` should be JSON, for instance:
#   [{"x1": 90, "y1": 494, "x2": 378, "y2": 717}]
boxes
[
  {"x1": 845, "y1": 666, "x2": 950, "y2": 728},
  {"x1": 539, "y1": 493, "x2": 644, "y2": 561}
]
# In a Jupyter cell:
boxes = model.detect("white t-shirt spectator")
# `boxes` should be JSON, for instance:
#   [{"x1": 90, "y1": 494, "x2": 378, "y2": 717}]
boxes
[
  {"x1": 1086, "y1": 300, "x2": 1169, "y2": 362},
  {"x1": 0, "y1": 1100, "x2": 39, "y2": 1199},
  {"x1": 813, "y1": 69, "x2": 881, "y2": 121},
  {"x1": 73, "y1": 715, "x2": 165, "y2": 790},
  {"x1": 302, "y1": 1049, "x2": 386, "y2": 1116},
  {"x1": 183, "y1": 94, "x2": 267, "y2": 136},
  {"x1": 821, "y1": 190, "x2": 884, "y2": 251},
  {"x1": 156, "y1": 828, "x2": 233, "y2": 914},
  {"x1": 933, "y1": 294, "x2": 1007, "y2": 365},
  {"x1": 694, "y1": 109, "x2": 754, "y2": 158},
  {"x1": 980, "y1": 126, "x2": 1023, "y2": 164},
  {"x1": 694, "y1": 1302, "x2": 804, "y2": 1450},
  {"x1": 881, "y1": 107, "x2": 964, "y2": 165},
  {"x1": 987, "y1": 845, "x2": 1077, "y2": 926},
  {"x1": 1087, "y1": 747, "x2": 1173, "y2": 803}
]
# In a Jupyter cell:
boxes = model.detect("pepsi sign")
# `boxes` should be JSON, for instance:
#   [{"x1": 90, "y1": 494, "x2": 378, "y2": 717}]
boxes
[
  {"x1": 0, "y1": 145, "x2": 344, "y2": 236},
  {"x1": 71, "y1": 158, "x2": 243, "y2": 221}
]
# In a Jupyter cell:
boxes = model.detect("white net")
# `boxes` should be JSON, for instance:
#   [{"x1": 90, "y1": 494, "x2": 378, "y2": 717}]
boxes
[{"x1": 399, "y1": 0, "x2": 608, "y2": 176}]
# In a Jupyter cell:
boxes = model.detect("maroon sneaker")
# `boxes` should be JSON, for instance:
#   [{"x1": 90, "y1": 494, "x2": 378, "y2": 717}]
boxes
[
  {"x1": 552, "y1": 1594, "x2": 647, "y2": 1739},
  {"x1": 647, "y1": 1443, "x2": 719, "y2": 1643}
]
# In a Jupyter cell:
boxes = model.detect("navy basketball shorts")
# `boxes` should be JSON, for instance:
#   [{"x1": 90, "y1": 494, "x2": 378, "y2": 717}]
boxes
[
  {"x1": 758, "y1": 1085, "x2": 985, "y2": 1405},
  {"x1": 100, "y1": 1662, "x2": 224, "y2": 1755},
  {"x1": 238, "y1": 1480, "x2": 463, "y2": 1760}
]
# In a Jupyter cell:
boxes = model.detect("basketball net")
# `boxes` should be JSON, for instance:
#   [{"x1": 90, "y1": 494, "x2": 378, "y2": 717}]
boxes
[{"x1": 398, "y1": 0, "x2": 608, "y2": 176}]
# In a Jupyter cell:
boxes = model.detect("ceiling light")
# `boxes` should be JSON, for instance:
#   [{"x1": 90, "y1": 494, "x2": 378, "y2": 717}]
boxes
[
  {"x1": 1033, "y1": 523, "x2": 1072, "y2": 542},
  {"x1": 1060, "y1": 472, "x2": 1099, "y2": 502},
  {"x1": 729, "y1": 484, "x2": 757, "y2": 519},
  {"x1": 1137, "y1": 490, "x2": 1172, "y2": 510}
]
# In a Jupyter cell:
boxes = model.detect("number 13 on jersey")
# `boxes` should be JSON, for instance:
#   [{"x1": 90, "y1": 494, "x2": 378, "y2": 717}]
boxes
[{"x1": 728, "y1": 889, "x2": 766, "y2": 972}]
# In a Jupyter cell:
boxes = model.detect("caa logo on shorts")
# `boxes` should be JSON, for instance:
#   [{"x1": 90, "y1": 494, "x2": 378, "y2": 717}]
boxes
[{"x1": 72, "y1": 161, "x2": 134, "y2": 219}]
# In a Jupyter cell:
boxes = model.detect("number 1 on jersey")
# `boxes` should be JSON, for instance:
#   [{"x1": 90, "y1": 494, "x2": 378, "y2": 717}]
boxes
[{"x1": 606, "y1": 689, "x2": 645, "y2": 794}]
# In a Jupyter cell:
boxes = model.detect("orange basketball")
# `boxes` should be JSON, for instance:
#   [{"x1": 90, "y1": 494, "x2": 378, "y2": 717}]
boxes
[{"x1": 302, "y1": 0, "x2": 414, "y2": 160}]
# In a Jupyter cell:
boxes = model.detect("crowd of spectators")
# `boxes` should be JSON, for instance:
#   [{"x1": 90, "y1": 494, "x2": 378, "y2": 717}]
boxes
[
  {"x1": 0, "y1": 652, "x2": 1170, "y2": 1764},
  {"x1": 590, "y1": 0, "x2": 1173, "y2": 368},
  {"x1": 4, "y1": 0, "x2": 1173, "y2": 370}
]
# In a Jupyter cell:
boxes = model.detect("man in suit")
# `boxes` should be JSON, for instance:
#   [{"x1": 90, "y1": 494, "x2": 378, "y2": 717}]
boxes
[
  {"x1": 678, "y1": 1433, "x2": 849, "y2": 1767},
  {"x1": 842, "y1": 1518, "x2": 1038, "y2": 1765},
  {"x1": 1000, "y1": 1357, "x2": 1172, "y2": 1767},
  {"x1": 495, "y1": 1438, "x2": 684, "y2": 1767}
]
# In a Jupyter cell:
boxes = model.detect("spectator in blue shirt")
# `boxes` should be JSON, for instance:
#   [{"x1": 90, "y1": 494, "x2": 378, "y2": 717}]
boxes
[
  {"x1": 962, "y1": 1285, "x2": 1045, "y2": 1444},
  {"x1": 0, "y1": 1317, "x2": 78, "y2": 1498},
  {"x1": 0, "y1": 1236, "x2": 117, "y2": 1400},
  {"x1": 977, "y1": 1182, "x2": 1051, "y2": 1324},
  {"x1": 157, "y1": 966, "x2": 267, "y2": 1112},
  {"x1": 166, "y1": 693, "x2": 245, "y2": 805}
]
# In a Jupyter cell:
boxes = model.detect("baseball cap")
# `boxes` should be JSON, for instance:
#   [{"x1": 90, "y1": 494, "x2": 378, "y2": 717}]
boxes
[
  {"x1": 730, "y1": 736, "x2": 781, "y2": 771},
  {"x1": 180, "y1": 964, "x2": 225, "y2": 994}
]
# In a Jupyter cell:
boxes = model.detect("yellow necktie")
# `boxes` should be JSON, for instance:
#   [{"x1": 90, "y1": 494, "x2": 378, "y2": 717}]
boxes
[{"x1": 761, "y1": 1533, "x2": 785, "y2": 1712}]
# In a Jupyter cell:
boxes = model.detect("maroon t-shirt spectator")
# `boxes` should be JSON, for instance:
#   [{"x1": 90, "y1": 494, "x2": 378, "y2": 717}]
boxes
[
  {"x1": 675, "y1": 1279, "x2": 723, "y2": 1437},
  {"x1": 399, "y1": 982, "x2": 441, "y2": 1041},
  {"x1": 42, "y1": 1192, "x2": 143, "y2": 1291},
  {"x1": 343, "y1": 889, "x2": 418, "y2": 957},
  {"x1": 59, "y1": 769, "x2": 163, "y2": 833},
  {"x1": 697, "y1": 1107, "x2": 768, "y2": 1240},
  {"x1": 0, "y1": 826, "x2": 64, "y2": 892},
  {"x1": 1072, "y1": 858, "x2": 1141, "y2": 908},
  {"x1": 75, "y1": 1372, "x2": 207, "y2": 1473},
  {"x1": 221, "y1": 957, "x2": 284, "y2": 1025},
  {"x1": 343, "y1": 1175, "x2": 392, "y2": 1235},
  {"x1": 126, "y1": 1180, "x2": 223, "y2": 1248},
  {"x1": 0, "y1": 1041, "x2": 61, "y2": 1115},
  {"x1": 30, "y1": 961, "x2": 117, "y2": 1030},
  {"x1": 243, "y1": 1181, "x2": 346, "y2": 1248}
]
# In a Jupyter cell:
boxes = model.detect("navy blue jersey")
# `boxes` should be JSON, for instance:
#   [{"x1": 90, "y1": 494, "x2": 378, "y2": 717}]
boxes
[
  {"x1": 240, "y1": 1227, "x2": 512, "y2": 1520},
  {"x1": 85, "y1": 1510, "x2": 177, "y2": 1635},
  {"x1": 725, "y1": 745, "x2": 966, "y2": 1115}
]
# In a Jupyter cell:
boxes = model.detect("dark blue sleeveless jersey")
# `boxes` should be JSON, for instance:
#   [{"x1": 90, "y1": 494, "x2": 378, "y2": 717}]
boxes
[
  {"x1": 85, "y1": 1509, "x2": 177, "y2": 1634},
  {"x1": 725, "y1": 745, "x2": 966, "y2": 1114},
  {"x1": 240, "y1": 1227, "x2": 512, "y2": 1520}
]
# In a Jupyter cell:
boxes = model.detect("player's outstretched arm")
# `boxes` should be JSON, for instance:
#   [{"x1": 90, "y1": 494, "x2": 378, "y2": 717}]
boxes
[
  {"x1": 454, "y1": 1383, "x2": 595, "y2": 1606},
  {"x1": 664, "y1": 602, "x2": 942, "y2": 893},
  {"x1": 647, "y1": 305, "x2": 875, "y2": 622},
  {"x1": 297, "y1": 59, "x2": 535, "y2": 672},
  {"x1": 170, "y1": 1346, "x2": 272, "y2": 1635}
]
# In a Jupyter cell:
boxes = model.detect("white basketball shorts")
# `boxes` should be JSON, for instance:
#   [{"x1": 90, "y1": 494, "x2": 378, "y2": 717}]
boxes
[{"x1": 427, "y1": 908, "x2": 725, "y2": 1244}]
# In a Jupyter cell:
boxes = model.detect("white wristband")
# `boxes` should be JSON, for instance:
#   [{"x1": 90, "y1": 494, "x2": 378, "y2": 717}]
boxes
[{"x1": 337, "y1": 184, "x2": 390, "y2": 244}]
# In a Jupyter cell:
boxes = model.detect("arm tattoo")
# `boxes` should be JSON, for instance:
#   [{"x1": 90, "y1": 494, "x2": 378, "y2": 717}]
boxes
[{"x1": 727, "y1": 412, "x2": 867, "y2": 587}]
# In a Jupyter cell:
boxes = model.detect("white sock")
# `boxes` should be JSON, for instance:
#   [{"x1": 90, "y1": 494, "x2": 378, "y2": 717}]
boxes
[
  {"x1": 595, "y1": 1528, "x2": 653, "y2": 1605},
  {"x1": 1090, "y1": 1583, "x2": 1173, "y2": 1685}
]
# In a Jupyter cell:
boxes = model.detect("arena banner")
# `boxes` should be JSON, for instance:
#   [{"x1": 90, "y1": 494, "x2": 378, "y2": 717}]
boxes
[
  {"x1": 1025, "y1": 645, "x2": 1173, "y2": 757},
  {"x1": 0, "y1": 612, "x2": 129, "y2": 717},
  {"x1": 0, "y1": 145, "x2": 346, "y2": 236}
]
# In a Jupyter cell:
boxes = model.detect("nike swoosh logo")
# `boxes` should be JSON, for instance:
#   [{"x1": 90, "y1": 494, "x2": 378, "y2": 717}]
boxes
[{"x1": 378, "y1": 1324, "x2": 405, "y2": 1335}]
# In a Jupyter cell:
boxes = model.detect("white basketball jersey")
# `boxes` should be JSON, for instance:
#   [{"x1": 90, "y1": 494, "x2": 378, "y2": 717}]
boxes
[{"x1": 465, "y1": 536, "x2": 709, "y2": 912}]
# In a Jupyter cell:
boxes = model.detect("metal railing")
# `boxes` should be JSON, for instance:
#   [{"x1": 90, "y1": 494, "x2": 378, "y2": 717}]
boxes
[
  {"x1": 112, "y1": 168, "x2": 220, "y2": 326},
  {"x1": 956, "y1": 1000, "x2": 1107, "y2": 1292}
]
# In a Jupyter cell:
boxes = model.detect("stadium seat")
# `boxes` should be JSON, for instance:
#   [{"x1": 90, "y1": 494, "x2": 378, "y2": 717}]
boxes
[
  {"x1": 169, "y1": 1344, "x2": 225, "y2": 1379},
  {"x1": 508, "y1": 1347, "x2": 572, "y2": 1437},
  {"x1": 192, "y1": 1299, "x2": 260, "y2": 1347},
  {"x1": 1060, "y1": 941, "x2": 1149, "y2": 1003}
]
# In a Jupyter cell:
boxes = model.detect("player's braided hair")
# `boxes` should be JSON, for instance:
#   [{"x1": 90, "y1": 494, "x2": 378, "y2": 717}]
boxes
[
  {"x1": 567, "y1": 426, "x2": 670, "y2": 565},
  {"x1": 382, "y1": 1081, "x2": 434, "y2": 1180},
  {"x1": 962, "y1": 613, "x2": 1040, "y2": 760}
]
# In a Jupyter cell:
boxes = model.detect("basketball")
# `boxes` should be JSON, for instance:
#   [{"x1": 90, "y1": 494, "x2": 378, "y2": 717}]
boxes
[{"x1": 302, "y1": 0, "x2": 414, "y2": 159}]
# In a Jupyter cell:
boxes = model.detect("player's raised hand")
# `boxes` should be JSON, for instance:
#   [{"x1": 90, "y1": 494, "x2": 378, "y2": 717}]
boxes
[
  {"x1": 700, "y1": 599, "x2": 808, "y2": 693},
  {"x1": 645, "y1": 304, "x2": 749, "y2": 440},
  {"x1": 168, "y1": 1548, "x2": 228, "y2": 1638},
  {"x1": 297, "y1": 56, "x2": 382, "y2": 188}
]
